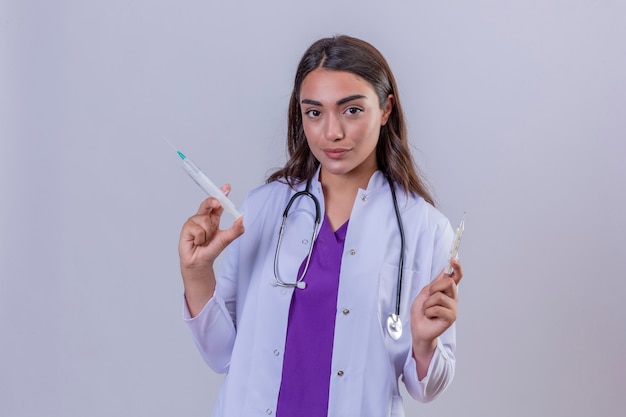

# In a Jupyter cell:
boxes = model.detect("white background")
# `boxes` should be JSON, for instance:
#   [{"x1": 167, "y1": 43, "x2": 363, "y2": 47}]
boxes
[{"x1": 1, "y1": 1, "x2": 625, "y2": 416}]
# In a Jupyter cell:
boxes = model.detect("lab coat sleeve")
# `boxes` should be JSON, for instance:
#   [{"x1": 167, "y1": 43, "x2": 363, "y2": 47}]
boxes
[
  {"x1": 402, "y1": 213, "x2": 457, "y2": 402},
  {"x1": 182, "y1": 198, "x2": 248, "y2": 374},
  {"x1": 401, "y1": 328, "x2": 456, "y2": 402},
  {"x1": 183, "y1": 292, "x2": 236, "y2": 373}
]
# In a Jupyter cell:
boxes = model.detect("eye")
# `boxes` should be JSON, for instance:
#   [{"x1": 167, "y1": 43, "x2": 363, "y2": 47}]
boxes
[
  {"x1": 344, "y1": 106, "x2": 363, "y2": 115},
  {"x1": 304, "y1": 109, "x2": 321, "y2": 118}
]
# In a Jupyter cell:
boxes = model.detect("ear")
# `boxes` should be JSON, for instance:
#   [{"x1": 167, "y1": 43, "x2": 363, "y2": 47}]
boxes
[{"x1": 381, "y1": 94, "x2": 394, "y2": 126}]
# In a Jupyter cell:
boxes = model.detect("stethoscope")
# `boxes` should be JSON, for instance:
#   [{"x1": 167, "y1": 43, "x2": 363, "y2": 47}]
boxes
[{"x1": 273, "y1": 175, "x2": 406, "y2": 340}]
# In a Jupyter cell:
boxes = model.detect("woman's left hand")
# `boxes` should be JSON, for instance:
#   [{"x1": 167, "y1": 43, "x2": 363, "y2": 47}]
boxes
[{"x1": 410, "y1": 258, "x2": 463, "y2": 369}]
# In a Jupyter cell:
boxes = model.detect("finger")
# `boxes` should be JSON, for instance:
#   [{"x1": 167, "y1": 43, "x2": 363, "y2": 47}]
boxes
[
  {"x1": 181, "y1": 218, "x2": 209, "y2": 247},
  {"x1": 423, "y1": 304, "x2": 457, "y2": 323},
  {"x1": 220, "y1": 216, "x2": 245, "y2": 246},
  {"x1": 422, "y1": 291, "x2": 456, "y2": 312},
  {"x1": 211, "y1": 184, "x2": 234, "y2": 216},
  {"x1": 448, "y1": 257, "x2": 463, "y2": 285},
  {"x1": 197, "y1": 184, "x2": 233, "y2": 216},
  {"x1": 428, "y1": 276, "x2": 457, "y2": 299},
  {"x1": 196, "y1": 196, "x2": 223, "y2": 216},
  {"x1": 188, "y1": 213, "x2": 218, "y2": 243}
]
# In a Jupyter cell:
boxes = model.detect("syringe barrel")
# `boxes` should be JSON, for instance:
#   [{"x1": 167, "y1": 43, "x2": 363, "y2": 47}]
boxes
[{"x1": 181, "y1": 158, "x2": 242, "y2": 219}]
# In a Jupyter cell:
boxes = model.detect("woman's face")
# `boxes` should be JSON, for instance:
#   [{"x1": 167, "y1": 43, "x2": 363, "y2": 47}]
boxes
[{"x1": 299, "y1": 68, "x2": 393, "y2": 183}]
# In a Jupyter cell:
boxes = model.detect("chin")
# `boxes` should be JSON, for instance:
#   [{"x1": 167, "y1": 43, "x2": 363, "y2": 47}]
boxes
[{"x1": 320, "y1": 161, "x2": 353, "y2": 175}]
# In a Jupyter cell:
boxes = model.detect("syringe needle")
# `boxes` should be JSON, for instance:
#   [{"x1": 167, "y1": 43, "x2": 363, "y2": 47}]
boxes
[{"x1": 162, "y1": 135, "x2": 178, "y2": 152}]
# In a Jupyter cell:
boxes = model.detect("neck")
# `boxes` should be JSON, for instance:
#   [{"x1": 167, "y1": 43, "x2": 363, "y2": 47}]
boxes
[{"x1": 319, "y1": 165, "x2": 377, "y2": 231}]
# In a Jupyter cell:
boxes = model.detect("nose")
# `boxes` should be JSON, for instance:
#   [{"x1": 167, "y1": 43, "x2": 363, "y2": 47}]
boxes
[{"x1": 324, "y1": 112, "x2": 344, "y2": 141}]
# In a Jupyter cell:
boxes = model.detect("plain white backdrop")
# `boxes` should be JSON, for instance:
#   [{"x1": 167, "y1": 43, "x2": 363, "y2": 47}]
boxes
[{"x1": 1, "y1": 1, "x2": 625, "y2": 416}]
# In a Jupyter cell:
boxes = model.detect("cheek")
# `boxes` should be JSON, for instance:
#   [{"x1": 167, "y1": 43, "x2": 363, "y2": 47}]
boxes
[
  {"x1": 359, "y1": 119, "x2": 383, "y2": 145},
  {"x1": 303, "y1": 124, "x2": 329, "y2": 154},
  {"x1": 302, "y1": 125, "x2": 323, "y2": 159},
  {"x1": 302, "y1": 120, "x2": 319, "y2": 141}
]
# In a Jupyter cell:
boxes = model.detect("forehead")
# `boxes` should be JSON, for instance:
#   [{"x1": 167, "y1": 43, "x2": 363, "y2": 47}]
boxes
[{"x1": 299, "y1": 69, "x2": 376, "y2": 101}]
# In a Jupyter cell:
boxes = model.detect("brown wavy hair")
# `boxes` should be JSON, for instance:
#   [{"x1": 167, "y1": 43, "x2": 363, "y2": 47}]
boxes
[{"x1": 267, "y1": 35, "x2": 434, "y2": 206}]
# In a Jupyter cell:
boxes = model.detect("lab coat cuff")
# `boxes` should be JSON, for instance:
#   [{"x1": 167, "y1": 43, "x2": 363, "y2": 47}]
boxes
[
  {"x1": 403, "y1": 338, "x2": 455, "y2": 402},
  {"x1": 182, "y1": 292, "x2": 225, "y2": 323}
]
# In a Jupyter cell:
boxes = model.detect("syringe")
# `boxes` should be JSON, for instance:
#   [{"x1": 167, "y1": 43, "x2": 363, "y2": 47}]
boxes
[
  {"x1": 163, "y1": 137, "x2": 242, "y2": 219},
  {"x1": 445, "y1": 212, "x2": 465, "y2": 275}
]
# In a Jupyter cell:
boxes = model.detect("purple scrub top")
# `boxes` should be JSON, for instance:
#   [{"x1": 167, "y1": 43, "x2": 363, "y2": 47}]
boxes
[{"x1": 276, "y1": 217, "x2": 348, "y2": 417}]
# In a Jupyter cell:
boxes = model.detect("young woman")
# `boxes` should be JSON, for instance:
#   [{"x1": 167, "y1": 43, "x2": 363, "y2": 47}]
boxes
[{"x1": 179, "y1": 35, "x2": 463, "y2": 417}]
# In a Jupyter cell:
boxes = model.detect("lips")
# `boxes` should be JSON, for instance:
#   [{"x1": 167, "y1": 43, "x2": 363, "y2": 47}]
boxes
[{"x1": 323, "y1": 148, "x2": 350, "y2": 159}]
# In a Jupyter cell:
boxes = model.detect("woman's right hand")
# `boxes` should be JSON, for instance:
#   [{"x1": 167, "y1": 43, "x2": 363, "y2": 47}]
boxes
[
  {"x1": 178, "y1": 185, "x2": 244, "y2": 315},
  {"x1": 179, "y1": 185, "x2": 245, "y2": 271}
]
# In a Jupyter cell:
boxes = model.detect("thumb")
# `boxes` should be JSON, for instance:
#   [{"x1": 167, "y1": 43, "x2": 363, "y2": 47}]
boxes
[{"x1": 221, "y1": 216, "x2": 245, "y2": 246}]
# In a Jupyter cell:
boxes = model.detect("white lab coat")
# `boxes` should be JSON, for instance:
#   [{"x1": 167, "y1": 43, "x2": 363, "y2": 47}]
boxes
[{"x1": 184, "y1": 170, "x2": 456, "y2": 417}]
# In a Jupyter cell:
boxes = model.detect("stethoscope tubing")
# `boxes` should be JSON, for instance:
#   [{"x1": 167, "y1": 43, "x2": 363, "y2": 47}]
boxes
[
  {"x1": 273, "y1": 181, "x2": 322, "y2": 289},
  {"x1": 387, "y1": 176, "x2": 406, "y2": 317},
  {"x1": 272, "y1": 175, "x2": 406, "y2": 338}
]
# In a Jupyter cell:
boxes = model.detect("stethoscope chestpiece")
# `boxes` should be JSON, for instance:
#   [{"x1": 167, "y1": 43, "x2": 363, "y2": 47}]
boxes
[{"x1": 386, "y1": 313, "x2": 402, "y2": 340}]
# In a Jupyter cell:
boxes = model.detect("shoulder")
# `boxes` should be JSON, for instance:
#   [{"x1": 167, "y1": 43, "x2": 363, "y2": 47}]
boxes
[
  {"x1": 399, "y1": 193, "x2": 455, "y2": 274},
  {"x1": 402, "y1": 192, "x2": 452, "y2": 238},
  {"x1": 239, "y1": 179, "x2": 297, "y2": 225},
  {"x1": 244, "y1": 179, "x2": 297, "y2": 204}
]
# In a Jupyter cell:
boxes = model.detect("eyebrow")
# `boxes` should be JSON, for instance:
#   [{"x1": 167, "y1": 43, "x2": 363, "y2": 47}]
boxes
[{"x1": 301, "y1": 94, "x2": 367, "y2": 107}]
